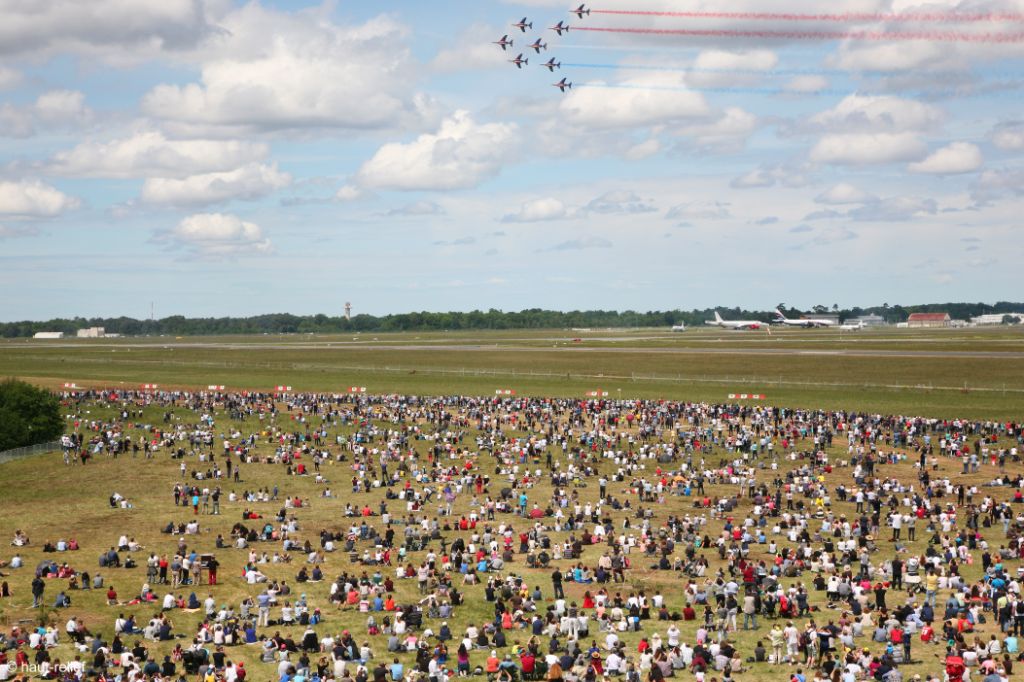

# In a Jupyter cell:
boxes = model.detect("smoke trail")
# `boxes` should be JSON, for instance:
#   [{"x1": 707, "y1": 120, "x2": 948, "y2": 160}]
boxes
[
  {"x1": 590, "y1": 9, "x2": 1024, "y2": 23},
  {"x1": 574, "y1": 81, "x2": 1023, "y2": 99},
  {"x1": 553, "y1": 49, "x2": 1024, "y2": 80},
  {"x1": 575, "y1": 25, "x2": 1024, "y2": 43},
  {"x1": 561, "y1": 62, "x2": 850, "y2": 77},
  {"x1": 577, "y1": 81, "x2": 844, "y2": 95}
]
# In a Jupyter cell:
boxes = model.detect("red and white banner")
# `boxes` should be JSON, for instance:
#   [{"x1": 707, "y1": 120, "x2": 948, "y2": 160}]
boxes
[
  {"x1": 141, "y1": 383, "x2": 159, "y2": 390},
  {"x1": 587, "y1": 391, "x2": 609, "y2": 398},
  {"x1": 275, "y1": 385, "x2": 292, "y2": 392},
  {"x1": 349, "y1": 386, "x2": 367, "y2": 393},
  {"x1": 63, "y1": 383, "x2": 78, "y2": 389},
  {"x1": 728, "y1": 393, "x2": 766, "y2": 400},
  {"x1": 495, "y1": 389, "x2": 515, "y2": 395},
  {"x1": 207, "y1": 385, "x2": 226, "y2": 390}
]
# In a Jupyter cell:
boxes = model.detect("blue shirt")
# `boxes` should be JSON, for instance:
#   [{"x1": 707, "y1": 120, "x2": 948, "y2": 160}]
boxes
[{"x1": 390, "y1": 663, "x2": 404, "y2": 680}]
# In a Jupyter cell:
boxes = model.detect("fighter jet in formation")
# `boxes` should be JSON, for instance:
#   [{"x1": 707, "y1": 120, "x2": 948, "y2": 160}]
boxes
[
  {"x1": 541, "y1": 58, "x2": 561, "y2": 72},
  {"x1": 512, "y1": 17, "x2": 532, "y2": 32},
  {"x1": 549, "y1": 20, "x2": 570, "y2": 35},
  {"x1": 509, "y1": 53, "x2": 529, "y2": 69},
  {"x1": 493, "y1": 34, "x2": 513, "y2": 51},
  {"x1": 528, "y1": 38, "x2": 547, "y2": 53},
  {"x1": 552, "y1": 78, "x2": 572, "y2": 92},
  {"x1": 571, "y1": 4, "x2": 590, "y2": 19}
]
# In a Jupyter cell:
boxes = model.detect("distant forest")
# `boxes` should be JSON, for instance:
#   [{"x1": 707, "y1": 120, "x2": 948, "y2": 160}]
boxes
[{"x1": 3, "y1": 302, "x2": 1023, "y2": 338}]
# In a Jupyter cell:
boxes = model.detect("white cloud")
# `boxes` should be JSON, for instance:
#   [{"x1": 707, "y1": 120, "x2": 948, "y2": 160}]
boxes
[
  {"x1": 971, "y1": 169, "x2": 1024, "y2": 203},
  {"x1": 990, "y1": 122, "x2": 1024, "y2": 151},
  {"x1": 585, "y1": 191, "x2": 656, "y2": 215},
  {"x1": 0, "y1": 66, "x2": 21, "y2": 90},
  {"x1": 730, "y1": 162, "x2": 811, "y2": 189},
  {"x1": 809, "y1": 95, "x2": 943, "y2": 133},
  {"x1": 335, "y1": 185, "x2": 366, "y2": 202},
  {"x1": 558, "y1": 75, "x2": 709, "y2": 129},
  {"x1": 143, "y1": 7, "x2": 433, "y2": 133},
  {"x1": 694, "y1": 49, "x2": 776, "y2": 71},
  {"x1": 45, "y1": 131, "x2": 268, "y2": 179},
  {"x1": 0, "y1": 180, "x2": 78, "y2": 217},
  {"x1": 908, "y1": 142, "x2": 982, "y2": 175},
  {"x1": 625, "y1": 138, "x2": 661, "y2": 160},
  {"x1": 161, "y1": 213, "x2": 271, "y2": 257},
  {"x1": 815, "y1": 183, "x2": 875, "y2": 205},
  {"x1": 0, "y1": 105, "x2": 35, "y2": 138},
  {"x1": 665, "y1": 202, "x2": 731, "y2": 221},
  {"x1": 502, "y1": 197, "x2": 569, "y2": 223},
  {"x1": 804, "y1": 227, "x2": 858, "y2": 246},
  {"x1": 0, "y1": 224, "x2": 40, "y2": 239},
  {"x1": 356, "y1": 111, "x2": 517, "y2": 191},
  {"x1": 785, "y1": 76, "x2": 829, "y2": 94},
  {"x1": 431, "y1": 24, "x2": 508, "y2": 72},
  {"x1": 433, "y1": 236, "x2": 476, "y2": 247},
  {"x1": 542, "y1": 236, "x2": 612, "y2": 252},
  {"x1": 387, "y1": 201, "x2": 445, "y2": 217},
  {"x1": 34, "y1": 90, "x2": 90, "y2": 123},
  {"x1": 0, "y1": 0, "x2": 216, "y2": 61},
  {"x1": 847, "y1": 197, "x2": 937, "y2": 222},
  {"x1": 688, "y1": 49, "x2": 777, "y2": 87},
  {"x1": 677, "y1": 107, "x2": 757, "y2": 150},
  {"x1": 832, "y1": 41, "x2": 950, "y2": 73},
  {"x1": 141, "y1": 163, "x2": 291, "y2": 206},
  {"x1": 810, "y1": 133, "x2": 927, "y2": 165},
  {"x1": 0, "y1": 89, "x2": 92, "y2": 138}
]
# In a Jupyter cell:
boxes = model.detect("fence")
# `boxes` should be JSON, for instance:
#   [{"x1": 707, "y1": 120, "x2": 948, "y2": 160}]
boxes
[{"x1": 0, "y1": 441, "x2": 61, "y2": 464}]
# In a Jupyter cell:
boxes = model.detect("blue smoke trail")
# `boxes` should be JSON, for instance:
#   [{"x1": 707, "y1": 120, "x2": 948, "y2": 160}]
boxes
[
  {"x1": 562, "y1": 62, "x2": 850, "y2": 77},
  {"x1": 559, "y1": 62, "x2": 1024, "y2": 80},
  {"x1": 574, "y1": 81, "x2": 1022, "y2": 98}
]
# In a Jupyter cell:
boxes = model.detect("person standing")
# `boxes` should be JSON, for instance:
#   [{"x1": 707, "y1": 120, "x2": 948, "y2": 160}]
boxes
[
  {"x1": 891, "y1": 558, "x2": 903, "y2": 591},
  {"x1": 207, "y1": 557, "x2": 219, "y2": 586},
  {"x1": 769, "y1": 623, "x2": 785, "y2": 663},
  {"x1": 31, "y1": 576, "x2": 45, "y2": 608},
  {"x1": 551, "y1": 568, "x2": 564, "y2": 600}
]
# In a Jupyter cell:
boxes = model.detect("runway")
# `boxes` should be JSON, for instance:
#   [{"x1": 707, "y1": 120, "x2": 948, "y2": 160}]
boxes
[{"x1": 15, "y1": 340, "x2": 1024, "y2": 360}]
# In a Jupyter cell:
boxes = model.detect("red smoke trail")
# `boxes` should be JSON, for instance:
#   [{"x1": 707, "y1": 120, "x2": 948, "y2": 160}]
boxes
[
  {"x1": 575, "y1": 26, "x2": 1024, "y2": 43},
  {"x1": 591, "y1": 9, "x2": 1024, "y2": 23}
]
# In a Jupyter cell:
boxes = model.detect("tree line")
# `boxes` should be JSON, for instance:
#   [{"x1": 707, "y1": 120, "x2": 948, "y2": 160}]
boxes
[{"x1": 2, "y1": 302, "x2": 1022, "y2": 338}]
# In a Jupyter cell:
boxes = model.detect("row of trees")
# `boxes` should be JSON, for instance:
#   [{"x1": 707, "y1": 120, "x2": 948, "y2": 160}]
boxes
[
  {"x1": 2, "y1": 302, "x2": 1022, "y2": 338},
  {"x1": 0, "y1": 379, "x2": 63, "y2": 451}
]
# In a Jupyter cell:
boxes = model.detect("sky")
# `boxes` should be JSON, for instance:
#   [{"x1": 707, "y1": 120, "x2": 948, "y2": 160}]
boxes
[{"x1": 1, "y1": 0, "x2": 1022, "y2": 321}]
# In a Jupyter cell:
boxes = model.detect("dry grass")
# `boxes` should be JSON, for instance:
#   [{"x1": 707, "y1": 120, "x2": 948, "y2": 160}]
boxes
[{"x1": 0, "y1": 395, "x2": 1017, "y2": 681}]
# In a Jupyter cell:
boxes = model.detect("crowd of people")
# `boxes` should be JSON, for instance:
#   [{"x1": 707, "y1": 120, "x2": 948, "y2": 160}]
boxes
[{"x1": 0, "y1": 389, "x2": 1022, "y2": 682}]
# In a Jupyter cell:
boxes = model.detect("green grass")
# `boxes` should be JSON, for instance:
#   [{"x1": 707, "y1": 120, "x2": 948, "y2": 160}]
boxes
[
  {"x1": 0, "y1": 397, "x2": 1013, "y2": 682},
  {"x1": 2, "y1": 326, "x2": 1023, "y2": 418}
]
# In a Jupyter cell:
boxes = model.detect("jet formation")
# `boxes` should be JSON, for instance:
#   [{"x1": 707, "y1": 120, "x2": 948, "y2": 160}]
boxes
[{"x1": 492, "y1": 5, "x2": 589, "y2": 93}]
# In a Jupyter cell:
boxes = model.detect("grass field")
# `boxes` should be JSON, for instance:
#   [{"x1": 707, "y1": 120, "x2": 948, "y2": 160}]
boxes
[
  {"x1": 0, "y1": 392, "x2": 1017, "y2": 682},
  {"x1": 0, "y1": 327, "x2": 1021, "y2": 681},
  {"x1": 2, "y1": 326, "x2": 1023, "y2": 419}
]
